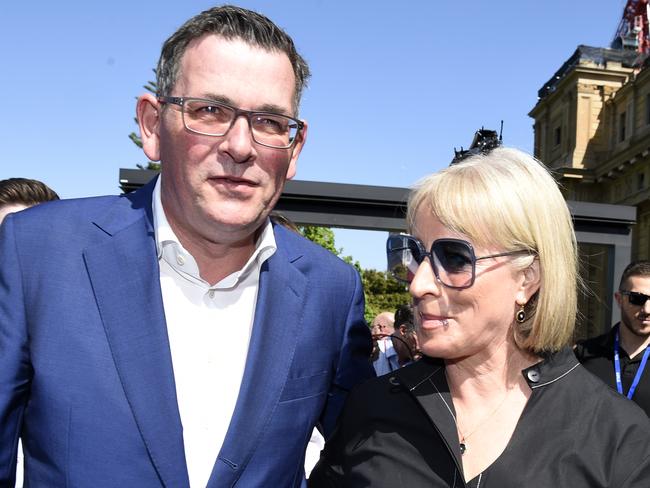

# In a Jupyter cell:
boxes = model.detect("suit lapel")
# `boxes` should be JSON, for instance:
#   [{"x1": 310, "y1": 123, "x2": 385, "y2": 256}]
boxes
[
  {"x1": 84, "y1": 183, "x2": 190, "y2": 488},
  {"x1": 209, "y1": 231, "x2": 306, "y2": 484},
  {"x1": 396, "y1": 358, "x2": 465, "y2": 477}
]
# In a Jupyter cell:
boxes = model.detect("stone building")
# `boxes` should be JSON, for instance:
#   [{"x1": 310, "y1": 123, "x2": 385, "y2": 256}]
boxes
[{"x1": 529, "y1": 45, "x2": 650, "y2": 339}]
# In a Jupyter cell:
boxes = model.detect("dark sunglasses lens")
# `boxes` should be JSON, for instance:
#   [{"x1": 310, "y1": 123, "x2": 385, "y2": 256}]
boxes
[
  {"x1": 628, "y1": 292, "x2": 649, "y2": 306},
  {"x1": 387, "y1": 235, "x2": 423, "y2": 283},
  {"x1": 431, "y1": 240, "x2": 475, "y2": 288},
  {"x1": 432, "y1": 240, "x2": 473, "y2": 273}
]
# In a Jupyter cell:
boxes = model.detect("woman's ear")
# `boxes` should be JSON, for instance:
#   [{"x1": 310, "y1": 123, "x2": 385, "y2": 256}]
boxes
[
  {"x1": 516, "y1": 259, "x2": 541, "y2": 305},
  {"x1": 136, "y1": 93, "x2": 162, "y2": 162}
]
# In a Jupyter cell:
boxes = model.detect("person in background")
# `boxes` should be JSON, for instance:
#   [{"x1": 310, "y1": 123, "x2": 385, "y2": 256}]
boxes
[
  {"x1": 575, "y1": 260, "x2": 650, "y2": 416},
  {"x1": 0, "y1": 177, "x2": 59, "y2": 225},
  {"x1": 310, "y1": 147, "x2": 650, "y2": 487},
  {"x1": 0, "y1": 177, "x2": 58, "y2": 488},
  {"x1": 0, "y1": 6, "x2": 373, "y2": 487},
  {"x1": 392, "y1": 304, "x2": 419, "y2": 365},
  {"x1": 370, "y1": 311, "x2": 399, "y2": 375}
]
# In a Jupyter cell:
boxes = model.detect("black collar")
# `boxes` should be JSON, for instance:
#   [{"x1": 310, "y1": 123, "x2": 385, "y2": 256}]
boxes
[{"x1": 390, "y1": 346, "x2": 581, "y2": 477}]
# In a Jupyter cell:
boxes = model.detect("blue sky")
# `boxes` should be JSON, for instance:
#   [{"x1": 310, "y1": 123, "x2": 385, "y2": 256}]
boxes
[{"x1": 1, "y1": 0, "x2": 626, "y2": 269}]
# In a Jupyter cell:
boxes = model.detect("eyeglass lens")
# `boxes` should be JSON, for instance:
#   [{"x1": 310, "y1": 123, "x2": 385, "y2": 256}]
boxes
[
  {"x1": 387, "y1": 236, "x2": 421, "y2": 283},
  {"x1": 387, "y1": 235, "x2": 476, "y2": 288},
  {"x1": 624, "y1": 291, "x2": 650, "y2": 306},
  {"x1": 431, "y1": 240, "x2": 474, "y2": 288},
  {"x1": 181, "y1": 99, "x2": 299, "y2": 148}
]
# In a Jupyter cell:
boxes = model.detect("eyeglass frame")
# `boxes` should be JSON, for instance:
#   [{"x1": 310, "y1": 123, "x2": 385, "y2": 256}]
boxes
[
  {"x1": 387, "y1": 234, "x2": 533, "y2": 289},
  {"x1": 157, "y1": 96, "x2": 305, "y2": 149},
  {"x1": 619, "y1": 290, "x2": 650, "y2": 307}
]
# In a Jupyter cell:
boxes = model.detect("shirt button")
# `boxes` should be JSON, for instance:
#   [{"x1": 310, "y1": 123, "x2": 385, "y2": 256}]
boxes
[
  {"x1": 176, "y1": 254, "x2": 185, "y2": 266},
  {"x1": 527, "y1": 369, "x2": 541, "y2": 383},
  {"x1": 208, "y1": 290, "x2": 215, "y2": 299}
]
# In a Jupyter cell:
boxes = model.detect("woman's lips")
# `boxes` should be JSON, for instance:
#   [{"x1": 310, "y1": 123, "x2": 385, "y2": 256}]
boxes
[{"x1": 418, "y1": 312, "x2": 450, "y2": 329}]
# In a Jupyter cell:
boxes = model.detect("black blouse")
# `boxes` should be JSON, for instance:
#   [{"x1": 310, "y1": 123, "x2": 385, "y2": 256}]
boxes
[{"x1": 309, "y1": 348, "x2": 650, "y2": 487}]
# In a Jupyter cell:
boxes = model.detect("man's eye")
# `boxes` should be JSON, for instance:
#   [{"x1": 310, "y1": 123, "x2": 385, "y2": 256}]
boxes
[
  {"x1": 197, "y1": 105, "x2": 221, "y2": 114},
  {"x1": 253, "y1": 116, "x2": 287, "y2": 133}
]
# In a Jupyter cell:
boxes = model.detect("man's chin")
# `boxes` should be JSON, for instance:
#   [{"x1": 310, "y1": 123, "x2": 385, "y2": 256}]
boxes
[
  {"x1": 204, "y1": 212, "x2": 267, "y2": 238},
  {"x1": 631, "y1": 321, "x2": 650, "y2": 336}
]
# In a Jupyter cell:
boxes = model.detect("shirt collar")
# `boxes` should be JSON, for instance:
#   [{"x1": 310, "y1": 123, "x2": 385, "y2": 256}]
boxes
[
  {"x1": 398, "y1": 347, "x2": 581, "y2": 393},
  {"x1": 152, "y1": 176, "x2": 277, "y2": 288},
  {"x1": 522, "y1": 346, "x2": 581, "y2": 389}
]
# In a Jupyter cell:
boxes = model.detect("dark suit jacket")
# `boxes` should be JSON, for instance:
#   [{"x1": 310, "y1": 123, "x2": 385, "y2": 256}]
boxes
[{"x1": 0, "y1": 180, "x2": 374, "y2": 487}]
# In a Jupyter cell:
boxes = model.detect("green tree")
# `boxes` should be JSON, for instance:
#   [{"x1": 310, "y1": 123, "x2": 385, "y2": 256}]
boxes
[
  {"x1": 299, "y1": 225, "x2": 410, "y2": 323},
  {"x1": 360, "y1": 268, "x2": 410, "y2": 323},
  {"x1": 299, "y1": 226, "x2": 338, "y2": 255}
]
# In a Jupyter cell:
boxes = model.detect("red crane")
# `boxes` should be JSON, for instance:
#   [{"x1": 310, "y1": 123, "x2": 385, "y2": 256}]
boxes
[{"x1": 612, "y1": 0, "x2": 650, "y2": 53}]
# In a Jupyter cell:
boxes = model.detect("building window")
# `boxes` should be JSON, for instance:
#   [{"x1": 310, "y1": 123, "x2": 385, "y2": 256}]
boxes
[
  {"x1": 619, "y1": 111, "x2": 626, "y2": 142},
  {"x1": 554, "y1": 126, "x2": 561, "y2": 147},
  {"x1": 639, "y1": 171, "x2": 646, "y2": 191}
]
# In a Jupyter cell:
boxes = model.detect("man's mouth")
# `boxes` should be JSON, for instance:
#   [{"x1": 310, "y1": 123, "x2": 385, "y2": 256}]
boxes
[{"x1": 211, "y1": 175, "x2": 257, "y2": 187}]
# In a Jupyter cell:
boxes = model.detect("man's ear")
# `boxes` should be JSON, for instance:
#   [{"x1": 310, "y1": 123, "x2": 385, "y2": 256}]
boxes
[
  {"x1": 614, "y1": 290, "x2": 624, "y2": 308},
  {"x1": 516, "y1": 259, "x2": 541, "y2": 305},
  {"x1": 285, "y1": 119, "x2": 308, "y2": 180},
  {"x1": 136, "y1": 93, "x2": 162, "y2": 162}
]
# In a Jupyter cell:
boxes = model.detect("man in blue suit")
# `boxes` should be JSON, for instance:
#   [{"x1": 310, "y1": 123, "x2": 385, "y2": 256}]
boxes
[{"x1": 0, "y1": 5, "x2": 374, "y2": 487}]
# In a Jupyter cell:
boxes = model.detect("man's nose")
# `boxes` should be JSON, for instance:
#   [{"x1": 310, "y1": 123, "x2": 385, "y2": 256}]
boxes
[
  {"x1": 221, "y1": 116, "x2": 255, "y2": 162},
  {"x1": 643, "y1": 299, "x2": 650, "y2": 314}
]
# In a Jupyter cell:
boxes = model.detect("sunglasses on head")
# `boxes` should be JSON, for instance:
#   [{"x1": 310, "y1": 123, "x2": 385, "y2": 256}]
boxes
[
  {"x1": 619, "y1": 290, "x2": 650, "y2": 306},
  {"x1": 387, "y1": 234, "x2": 532, "y2": 289}
]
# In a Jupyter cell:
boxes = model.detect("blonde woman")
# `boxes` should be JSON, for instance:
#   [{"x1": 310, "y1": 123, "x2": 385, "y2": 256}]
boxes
[{"x1": 310, "y1": 148, "x2": 650, "y2": 487}]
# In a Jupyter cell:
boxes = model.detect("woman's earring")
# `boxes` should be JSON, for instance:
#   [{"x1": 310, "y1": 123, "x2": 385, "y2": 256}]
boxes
[{"x1": 515, "y1": 304, "x2": 526, "y2": 323}]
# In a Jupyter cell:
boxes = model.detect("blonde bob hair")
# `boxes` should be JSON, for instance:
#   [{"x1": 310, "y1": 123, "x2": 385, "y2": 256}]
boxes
[{"x1": 407, "y1": 147, "x2": 578, "y2": 353}]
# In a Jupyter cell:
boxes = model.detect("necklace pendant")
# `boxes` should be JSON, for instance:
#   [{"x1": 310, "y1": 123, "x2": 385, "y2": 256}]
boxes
[{"x1": 460, "y1": 442, "x2": 466, "y2": 455}]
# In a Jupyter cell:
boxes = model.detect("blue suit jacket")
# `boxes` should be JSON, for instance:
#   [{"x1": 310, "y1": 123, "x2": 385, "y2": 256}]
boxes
[{"x1": 0, "y1": 181, "x2": 374, "y2": 487}]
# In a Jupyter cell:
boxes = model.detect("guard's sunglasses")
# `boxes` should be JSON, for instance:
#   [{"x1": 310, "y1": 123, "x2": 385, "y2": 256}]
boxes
[
  {"x1": 387, "y1": 234, "x2": 532, "y2": 289},
  {"x1": 619, "y1": 290, "x2": 650, "y2": 306}
]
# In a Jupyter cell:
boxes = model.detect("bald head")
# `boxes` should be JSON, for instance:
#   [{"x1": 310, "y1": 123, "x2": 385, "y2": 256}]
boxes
[{"x1": 371, "y1": 311, "x2": 395, "y2": 336}]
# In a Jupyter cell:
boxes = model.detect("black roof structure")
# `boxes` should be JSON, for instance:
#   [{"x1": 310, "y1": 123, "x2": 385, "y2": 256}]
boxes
[
  {"x1": 119, "y1": 168, "x2": 410, "y2": 232},
  {"x1": 537, "y1": 45, "x2": 642, "y2": 100},
  {"x1": 118, "y1": 168, "x2": 634, "y2": 235},
  {"x1": 118, "y1": 167, "x2": 635, "y2": 328}
]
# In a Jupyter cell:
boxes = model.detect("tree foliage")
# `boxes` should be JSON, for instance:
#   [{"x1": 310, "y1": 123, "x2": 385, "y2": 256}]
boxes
[
  {"x1": 300, "y1": 225, "x2": 410, "y2": 323},
  {"x1": 360, "y1": 269, "x2": 410, "y2": 323},
  {"x1": 299, "y1": 226, "x2": 338, "y2": 255}
]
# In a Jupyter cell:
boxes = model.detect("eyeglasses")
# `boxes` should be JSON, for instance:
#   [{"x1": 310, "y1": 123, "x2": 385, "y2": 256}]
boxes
[
  {"x1": 158, "y1": 96, "x2": 304, "y2": 149},
  {"x1": 386, "y1": 234, "x2": 532, "y2": 289},
  {"x1": 619, "y1": 290, "x2": 650, "y2": 306}
]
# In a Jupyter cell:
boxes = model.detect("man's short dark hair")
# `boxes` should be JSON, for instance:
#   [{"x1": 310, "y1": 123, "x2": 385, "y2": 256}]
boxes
[
  {"x1": 394, "y1": 304, "x2": 414, "y2": 332},
  {"x1": 0, "y1": 178, "x2": 59, "y2": 207},
  {"x1": 156, "y1": 5, "x2": 310, "y2": 113},
  {"x1": 619, "y1": 260, "x2": 650, "y2": 290}
]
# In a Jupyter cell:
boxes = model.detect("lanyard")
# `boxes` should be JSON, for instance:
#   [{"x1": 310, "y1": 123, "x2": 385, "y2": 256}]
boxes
[{"x1": 614, "y1": 325, "x2": 650, "y2": 399}]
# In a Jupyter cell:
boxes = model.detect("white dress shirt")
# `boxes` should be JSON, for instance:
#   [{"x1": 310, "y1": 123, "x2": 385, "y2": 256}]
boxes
[
  {"x1": 373, "y1": 337, "x2": 399, "y2": 376},
  {"x1": 153, "y1": 178, "x2": 276, "y2": 487}
]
